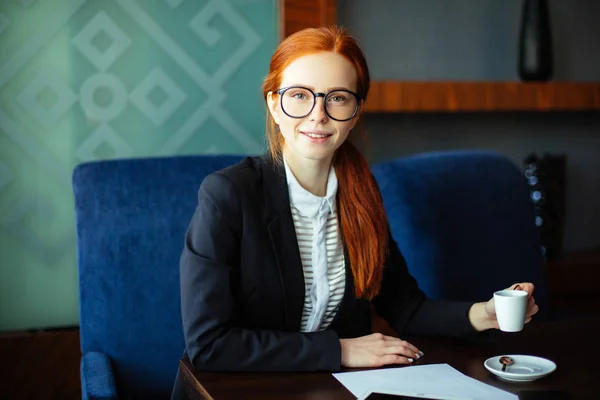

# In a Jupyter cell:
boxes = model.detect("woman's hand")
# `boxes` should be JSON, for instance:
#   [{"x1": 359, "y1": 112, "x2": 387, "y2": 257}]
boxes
[
  {"x1": 469, "y1": 282, "x2": 540, "y2": 331},
  {"x1": 340, "y1": 333, "x2": 424, "y2": 368}
]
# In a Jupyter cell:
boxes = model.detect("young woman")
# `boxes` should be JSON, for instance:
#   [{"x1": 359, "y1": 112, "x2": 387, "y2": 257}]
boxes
[{"x1": 178, "y1": 26, "x2": 538, "y2": 374}]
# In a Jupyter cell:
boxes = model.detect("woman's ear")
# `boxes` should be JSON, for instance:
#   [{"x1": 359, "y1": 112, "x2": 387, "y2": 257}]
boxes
[{"x1": 266, "y1": 91, "x2": 280, "y2": 125}]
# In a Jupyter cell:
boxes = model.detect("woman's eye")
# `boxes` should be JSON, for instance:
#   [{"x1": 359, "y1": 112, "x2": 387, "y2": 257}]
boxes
[
  {"x1": 291, "y1": 92, "x2": 307, "y2": 100},
  {"x1": 329, "y1": 95, "x2": 347, "y2": 103}
]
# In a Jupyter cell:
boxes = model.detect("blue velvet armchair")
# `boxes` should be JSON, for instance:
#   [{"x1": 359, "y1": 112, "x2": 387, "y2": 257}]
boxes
[
  {"x1": 73, "y1": 155, "x2": 243, "y2": 400},
  {"x1": 72, "y1": 150, "x2": 548, "y2": 398},
  {"x1": 372, "y1": 150, "x2": 548, "y2": 310}
]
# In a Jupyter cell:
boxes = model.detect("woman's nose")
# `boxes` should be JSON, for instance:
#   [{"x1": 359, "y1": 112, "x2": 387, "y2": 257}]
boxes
[{"x1": 309, "y1": 97, "x2": 328, "y2": 122}]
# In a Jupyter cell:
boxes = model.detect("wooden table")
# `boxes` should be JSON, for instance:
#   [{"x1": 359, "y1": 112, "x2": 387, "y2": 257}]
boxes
[{"x1": 179, "y1": 315, "x2": 600, "y2": 399}]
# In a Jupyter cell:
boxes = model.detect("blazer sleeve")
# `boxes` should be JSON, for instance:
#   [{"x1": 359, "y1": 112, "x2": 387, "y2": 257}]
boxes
[
  {"x1": 372, "y1": 230, "x2": 482, "y2": 339},
  {"x1": 180, "y1": 172, "x2": 341, "y2": 372}
]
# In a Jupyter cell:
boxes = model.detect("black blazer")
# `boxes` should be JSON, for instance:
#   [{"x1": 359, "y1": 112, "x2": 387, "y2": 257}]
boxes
[{"x1": 179, "y1": 155, "x2": 480, "y2": 373}]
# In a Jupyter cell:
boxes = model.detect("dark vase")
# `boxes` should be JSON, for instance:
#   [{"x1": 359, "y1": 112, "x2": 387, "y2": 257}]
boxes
[
  {"x1": 518, "y1": 0, "x2": 553, "y2": 81},
  {"x1": 523, "y1": 153, "x2": 567, "y2": 260}
]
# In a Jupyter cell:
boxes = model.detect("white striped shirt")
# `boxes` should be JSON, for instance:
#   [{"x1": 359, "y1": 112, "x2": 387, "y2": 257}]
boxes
[{"x1": 283, "y1": 158, "x2": 346, "y2": 332}]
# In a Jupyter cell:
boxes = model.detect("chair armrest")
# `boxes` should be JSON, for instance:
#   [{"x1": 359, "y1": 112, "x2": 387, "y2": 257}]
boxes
[{"x1": 81, "y1": 351, "x2": 119, "y2": 400}]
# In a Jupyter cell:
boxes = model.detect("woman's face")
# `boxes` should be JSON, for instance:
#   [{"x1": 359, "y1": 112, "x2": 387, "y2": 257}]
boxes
[{"x1": 267, "y1": 51, "x2": 360, "y2": 165}]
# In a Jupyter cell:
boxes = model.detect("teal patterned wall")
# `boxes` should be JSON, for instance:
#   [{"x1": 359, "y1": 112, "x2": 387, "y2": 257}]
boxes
[{"x1": 0, "y1": 0, "x2": 277, "y2": 331}]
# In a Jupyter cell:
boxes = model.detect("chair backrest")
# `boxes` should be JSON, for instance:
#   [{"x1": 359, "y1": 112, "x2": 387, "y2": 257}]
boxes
[
  {"x1": 372, "y1": 150, "x2": 548, "y2": 308},
  {"x1": 73, "y1": 155, "x2": 244, "y2": 399}
]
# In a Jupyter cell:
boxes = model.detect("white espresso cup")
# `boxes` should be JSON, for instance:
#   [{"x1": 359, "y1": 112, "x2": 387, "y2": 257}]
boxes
[{"x1": 494, "y1": 289, "x2": 528, "y2": 332}]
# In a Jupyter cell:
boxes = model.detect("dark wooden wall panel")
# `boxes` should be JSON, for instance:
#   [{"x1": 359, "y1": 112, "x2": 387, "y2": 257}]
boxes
[
  {"x1": 0, "y1": 328, "x2": 81, "y2": 400},
  {"x1": 280, "y1": 0, "x2": 337, "y2": 39},
  {"x1": 365, "y1": 82, "x2": 600, "y2": 112}
]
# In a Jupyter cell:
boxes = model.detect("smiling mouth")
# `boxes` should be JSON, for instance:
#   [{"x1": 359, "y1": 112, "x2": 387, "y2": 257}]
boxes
[{"x1": 300, "y1": 131, "x2": 333, "y2": 139}]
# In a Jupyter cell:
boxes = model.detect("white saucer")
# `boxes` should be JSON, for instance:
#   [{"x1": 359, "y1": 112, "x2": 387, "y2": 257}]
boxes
[{"x1": 484, "y1": 355, "x2": 557, "y2": 382}]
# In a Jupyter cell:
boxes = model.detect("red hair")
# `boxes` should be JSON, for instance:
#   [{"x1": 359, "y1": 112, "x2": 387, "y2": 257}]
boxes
[{"x1": 262, "y1": 26, "x2": 388, "y2": 300}]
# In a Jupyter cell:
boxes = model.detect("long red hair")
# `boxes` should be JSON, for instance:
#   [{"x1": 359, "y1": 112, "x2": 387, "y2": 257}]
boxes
[{"x1": 262, "y1": 26, "x2": 388, "y2": 300}]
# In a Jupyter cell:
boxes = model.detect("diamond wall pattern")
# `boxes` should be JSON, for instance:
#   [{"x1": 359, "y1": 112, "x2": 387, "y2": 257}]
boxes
[{"x1": 0, "y1": 0, "x2": 276, "y2": 331}]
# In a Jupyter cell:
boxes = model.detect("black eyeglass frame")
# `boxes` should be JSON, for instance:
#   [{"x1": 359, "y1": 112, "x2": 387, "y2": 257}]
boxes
[{"x1": 275, "y1": 85, "x2": 362, "y2": 122}]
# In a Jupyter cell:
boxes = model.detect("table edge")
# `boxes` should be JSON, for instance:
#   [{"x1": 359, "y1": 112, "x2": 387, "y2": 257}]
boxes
[{"x1": 179, "y1": 359, "x2": 216, "y2": 400}]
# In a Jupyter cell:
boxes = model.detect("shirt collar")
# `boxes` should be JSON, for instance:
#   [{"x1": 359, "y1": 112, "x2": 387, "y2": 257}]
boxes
[{"x1": 283, "y1": 156, "x2": 337, "y2": 218}]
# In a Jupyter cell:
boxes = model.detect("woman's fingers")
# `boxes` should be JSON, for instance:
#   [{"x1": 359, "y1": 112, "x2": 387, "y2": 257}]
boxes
[
  {"x1": 376, "y1": 354, "x2": 415, "y2": 367},
  {"x1": 363, "y1": 333, "x2": 423, "y2": 358},
  {"x1": 527, "y1": 304, "x2": 539, "y2": 318},
  {"x1": 524, "y1": 297, "x2": 539, "y2": 325},
  {"x1": 397, "y1": 341, "x2": 421, "y2": 357},
  {"x1": 375, "y1": 338, "x2": 422, "y2": 359},
  {"x1": 525, "y1": 296, "x2": 539, "y2": 317},
  {"x1": 513, "y1": 282, "x2": 535, "y2": 295},
  {"x1": 387, "y1": 338, "x2": 420, "y2": 354},
  {"x1": 381, "y1": 335, "x2": 419, "y2": 350},
  {"x1": 377, "y1": 344, "x2": 419, "y2": 359},
  {"x1": 340, "y1": 334, "x2": 426, "y2": 368}
]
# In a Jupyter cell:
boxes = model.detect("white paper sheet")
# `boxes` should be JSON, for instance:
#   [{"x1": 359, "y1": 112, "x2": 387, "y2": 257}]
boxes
[{"x1": 333, "y1": 363, "x2": 517, "y2": 400}]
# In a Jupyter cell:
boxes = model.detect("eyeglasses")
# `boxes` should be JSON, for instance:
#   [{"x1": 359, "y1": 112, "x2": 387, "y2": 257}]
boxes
[{"x1": 276, "y1": 86, "x2": 361, "y2": 122}]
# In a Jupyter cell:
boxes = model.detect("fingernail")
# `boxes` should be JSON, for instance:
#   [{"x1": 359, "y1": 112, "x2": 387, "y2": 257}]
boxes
[
  {"x1": 408, "y1": 358, "x2": 414, "y2": 363},
  {"x1": 419, "y1": 351, "x2": 425, "y2": 357},
  {"x1": 414, "y1": 353, "x2": 421, "y2": 359}
]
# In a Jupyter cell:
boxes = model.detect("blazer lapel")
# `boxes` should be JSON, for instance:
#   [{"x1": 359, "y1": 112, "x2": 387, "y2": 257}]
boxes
[{"x1": 261, "y1": 155, "x2": 305, "y2": 332}]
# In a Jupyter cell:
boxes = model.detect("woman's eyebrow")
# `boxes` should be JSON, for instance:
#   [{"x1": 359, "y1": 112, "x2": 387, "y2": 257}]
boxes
[
  {"x1": 326, "y1": 86, "x2": 353, "y2": 92},
  {"x1": 285, "y1": 84, "x2": 353, "y2": 92}
]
